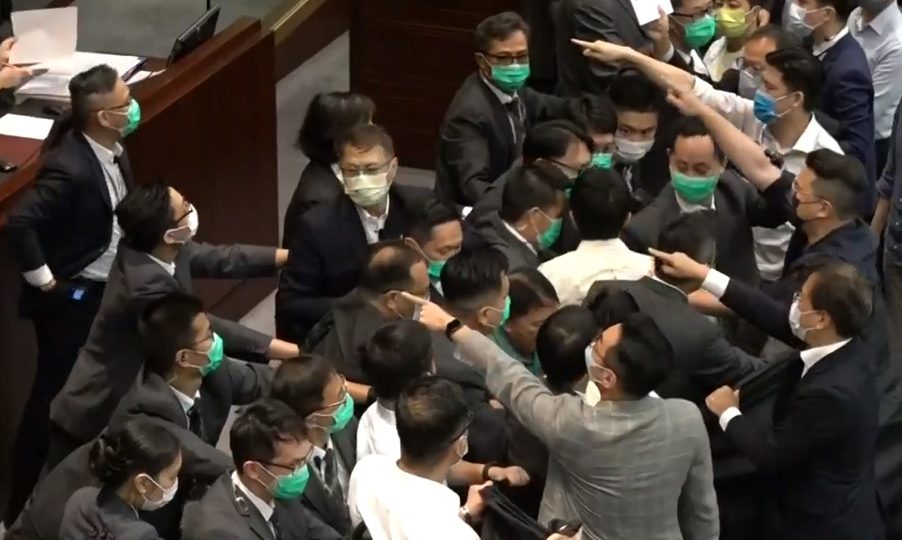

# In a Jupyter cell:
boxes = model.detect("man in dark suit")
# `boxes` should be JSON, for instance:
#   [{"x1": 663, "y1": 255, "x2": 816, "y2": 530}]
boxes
[
  {"x1": 4, "y1": 65, "x2": 139, "y2": 524},
  {"x1": 702, "y1": 262, "x2": 882, "y2": 540},
  {"x1": 181, "y1": 399, "x2": 341, "y2": 540},
  {"x1": 276, "y1": 123, "x2": 429, "y2": 344},
  {"x1": 622, "y1": 116, "x2": 785, "y2": 285},
  {"x1": 46, "y1": 181, "x2": 298, "y2": 470},
  {"x1": 434, "y1": 11, "x2": 566, "y2": 206},
  {"x1": 403, "y1": 199, "x2": 464, "y2": 300}
]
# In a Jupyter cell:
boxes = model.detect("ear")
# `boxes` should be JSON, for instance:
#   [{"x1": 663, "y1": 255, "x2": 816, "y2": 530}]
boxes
[
  {"x1": 387, "y1": 157, "x2": 399, "y2": 184},
  {"x1": 133, "y1": 473, "x2": 150, "y2": 495},
  {"x1": 403, "y1": 237, "x2": 419, "y2": 252}
]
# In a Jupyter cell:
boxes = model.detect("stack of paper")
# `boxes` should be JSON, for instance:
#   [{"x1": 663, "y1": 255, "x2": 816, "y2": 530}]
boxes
[{"x1": 0, "y1": 114, "x2": 55, "y2": 140}]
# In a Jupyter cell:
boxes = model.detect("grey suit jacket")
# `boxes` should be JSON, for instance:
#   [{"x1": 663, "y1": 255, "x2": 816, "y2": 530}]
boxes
[
  {"x1": 181, "y1": 474, "x2": 341, "y2": 540},
  {"x1": 455, "y1": 331, "x2": 720, "y2": 540},
  {"x1": 59, "y1": 487, "x2": 162, "y2": 540},
  {"x1": 50, "y1": 241, "x2": 276, "y2": 443},
  {"x1": 473, "y1": 211, "x2": 547, "y2": 271}
]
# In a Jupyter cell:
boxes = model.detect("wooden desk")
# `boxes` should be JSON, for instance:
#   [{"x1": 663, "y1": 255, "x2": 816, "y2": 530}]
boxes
[{"x1": 0, "y1": 17, "x2": 279, "y2": 507}]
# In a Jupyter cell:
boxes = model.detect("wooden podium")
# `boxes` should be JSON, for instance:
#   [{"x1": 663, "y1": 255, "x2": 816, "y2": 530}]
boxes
[{"x1": 0, "y1": 17, "x2": 279, "y2": 507}]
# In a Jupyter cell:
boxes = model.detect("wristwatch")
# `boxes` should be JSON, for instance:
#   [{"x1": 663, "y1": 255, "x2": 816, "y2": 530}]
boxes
[
  {"x1": 444, "y1": 318, "x2": 463, "y2": 340},
  {"x1": 459, "y1": 505, "x2": 472, "y2": 524}
]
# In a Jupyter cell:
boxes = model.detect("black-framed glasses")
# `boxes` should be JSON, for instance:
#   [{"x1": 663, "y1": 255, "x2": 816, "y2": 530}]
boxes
[
  {"x1": 672, "y1": 6, "x2": 716, "y2": 20},
  {"x1": 480, "y1": 51, "x2": 530, "y2": 66},
  {"x1": 340, "y1": 158, "x2": 394, "y2": 178},
  {"x1": 258, "y1": 445, "x2": 315, "y2": 473}
]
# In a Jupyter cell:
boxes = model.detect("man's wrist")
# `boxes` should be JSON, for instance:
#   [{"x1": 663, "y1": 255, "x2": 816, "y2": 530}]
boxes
[
  {"x1": 700, "y1": 268, "x2": 729, "y2": 299},
  {"x1": 719, "y1": 407, "x2": 742, "y2": 431}
]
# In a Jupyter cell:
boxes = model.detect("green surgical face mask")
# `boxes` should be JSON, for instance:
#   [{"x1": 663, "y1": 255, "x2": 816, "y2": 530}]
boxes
[
  {"x1": 538, "y1": 217, "x2": 563, "y2": 249},
  {"x1": 199, "y1": 333, "x2": 224, "y2": 376},
  {"x1": 683, "y1": 15, "x2": 717, "y2": 49},
  {"x1": 490, "y1": 63, "x2": 531, "y2": 93},
  {"x1": 427, "y1": 258, "x2": 446, "y2": 281},
  {"x1": 488, "y1": 296, "x2": 512, "y2": 328},
  {"x1": 591, "y1": 152, "x2": 614, "y2": 169},
  {"x1": 330, "y1": 394, "x2": 354, "y2": 433},
  {"x1": 671, "y1": 170, "x2": 719, "y2": 204},
  {"x1": 262, "y1": 464, "x2": 310, "y2": 499}
]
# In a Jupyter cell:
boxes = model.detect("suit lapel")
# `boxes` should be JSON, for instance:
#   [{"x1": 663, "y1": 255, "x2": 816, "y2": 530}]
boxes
[
  {"x1": 232, "y1": 478, "x2": 276, "y2": 540},
  {"x1": 134, "y1": 371, "x2": 191, "y2": 430},
  {"x1": 332, "y1": 425, "x2": 357, "y2": 471},
  {"x1": 118, "y1": 151, "x2": 136, "y2": 190},
  {"x1": 381, "y1": 188, "x2": 406, "y2": 240},
  {"x1": 491, "y1": 214, "x2": 538, "y2": 266},
  {"x1": 338, "y1": 195, "x2": 370, "y2": 263},
  {"x1": 303, "y1": 468, "x2": 334, "y2": 518},
  {"x1": 74, "y1": 132, "x2": 114, "y2": 211},
  {"x1": 475, "y1": 75, "x2": 517, "y2": 162}
]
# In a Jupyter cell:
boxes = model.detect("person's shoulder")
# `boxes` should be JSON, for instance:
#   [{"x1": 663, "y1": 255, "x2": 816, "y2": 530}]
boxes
[{"x1": 661, "y1": 397, "x2": 704, "y2": 421}]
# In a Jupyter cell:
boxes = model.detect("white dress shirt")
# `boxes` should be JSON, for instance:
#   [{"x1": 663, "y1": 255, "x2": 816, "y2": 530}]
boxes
[
  {"x1": 348, "y1": 454, "x2": 478, "y2": 540},
  {"x1": 231, "y1": 471, "x2": 276, "y2": 536},
  {"x1": 811, "y1": 26, "x2": 850, "y2": 58},
  {"x1": 674, "y1": 190, "x2": 716, "y2": 214},
  {"x1": 538, "y1": 238, "x2": 653, "y2": 306},
  {"x1": 702, "y1": 37, "x2": 743, "y2": 82},
  {"x1": 146, "y1": 253, "x2": 176, "y2": 275},
  {"x1": 310, "y1": 436, "x2": 350, "y2": 500},
  {"x1": 356, "y1": 401, "x2": 400, "y2": 461},
  {"x1": 22, "y1": 135, "x2": 127, "y2": 288},
  {"x1": 692, "y1": 76, "x2": 844, "y2": 281},
  {"x1": 169, "y1": 385, "x2": 200, "y2": 426},
  {"x1": 849, "y1": 4, "x2": 902, "y2": 139},
  {"x1": 662, "y1": 44, "x2": 711, "y2": 77},
  {"x1": 356, "y1": 198, "x2": 390, "y2": 245}
]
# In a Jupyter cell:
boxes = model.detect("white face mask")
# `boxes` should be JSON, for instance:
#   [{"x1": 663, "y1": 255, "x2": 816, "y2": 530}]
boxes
[
  {"x1": 788, "y1": 296, "x2": 818, "y2": 341},
  {"x1": 614, "y1": 136, "x2": 655, "y2": 164},
  {"x1": 786, "y1": 2, "x2": 823, "y2": 38},
  {"x1": 342, "y1": 167, "x2": 393, "y2": 208},
  {"x1": 738, "y1": 69, "x2": 761, "y2": 100},
  {"x1": 164, "y1": 204, "x2": 199, "y2": 244},
  {"x1": 138, "y1": 475, "x2": 178, "y2": 511}
]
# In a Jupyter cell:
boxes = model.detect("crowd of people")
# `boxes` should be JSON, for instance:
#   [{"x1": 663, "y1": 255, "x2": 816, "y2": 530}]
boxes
[{"x1": 2, "y1": 0, "x2": 902, "y2": 538}]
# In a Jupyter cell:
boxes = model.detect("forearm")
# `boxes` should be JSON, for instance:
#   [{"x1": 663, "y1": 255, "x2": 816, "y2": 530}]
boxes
[
  {"x1": 872, "y1": 197, "x2": 890, "y2": 236},
  {"x1": 448, "y1": 461, "x2": 484, "y2": 486},
  {"x1": 267, "y1": 338, "x2": 299, "y2": 360},
  {"x1": 696, "y1": 105, "x2": 780, "y2": 190},
  {"x1": 624, "y1": 47, "x2": 695, "y2": 92},
  {"x1": 689, "y1": 290, "x2": 733, "y2": 317},
  {"x1": 347, "y1": 381, "x2": 372, "y2": 404}
]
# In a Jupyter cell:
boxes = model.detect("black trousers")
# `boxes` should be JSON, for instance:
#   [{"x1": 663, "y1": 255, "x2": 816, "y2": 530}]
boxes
[{"x1": 3, "y1": 279, "x2": 103, "y2": 525}]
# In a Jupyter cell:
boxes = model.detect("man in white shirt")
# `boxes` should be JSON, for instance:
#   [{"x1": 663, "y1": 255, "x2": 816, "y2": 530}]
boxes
[
  {"x1": 540, "y1": 167, "x2": 652, "y2": 305},
  {"x1": 349, "y1": 377, "x2": 491, "y2": 540}
]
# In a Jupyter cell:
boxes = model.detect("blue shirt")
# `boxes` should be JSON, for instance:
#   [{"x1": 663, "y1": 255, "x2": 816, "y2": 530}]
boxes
[{"x1": 878, "y1": 97, "x2": 902, "y2": 264}]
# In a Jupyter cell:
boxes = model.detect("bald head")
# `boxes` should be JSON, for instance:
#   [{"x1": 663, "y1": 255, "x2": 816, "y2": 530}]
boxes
[{"x1": 358, "y1": 239, "x2": 427, "y2": 298}]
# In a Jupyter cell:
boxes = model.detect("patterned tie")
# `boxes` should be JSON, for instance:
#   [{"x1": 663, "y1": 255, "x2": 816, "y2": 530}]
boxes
[
  {"x1": 269, "y1": 511, "x2": 283, "y2": 540},
  {"x1": 187, "y1": 398, "x2": 206, "y2": 442},
  {"x1": 321, "y1": 448, "x2": 342, "y2": 497},
  {"x1": 505, "y1": 97, "x2": 525, "y2": 149}
]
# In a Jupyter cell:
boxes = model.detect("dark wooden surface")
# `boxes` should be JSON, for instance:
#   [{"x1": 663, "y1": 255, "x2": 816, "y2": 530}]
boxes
[
  {"x1": 348, "y1": 0, "x2": 517, "y2": 169},
  {"x1": 273, "y1": 0, "x2": 349, "y2": 81}
]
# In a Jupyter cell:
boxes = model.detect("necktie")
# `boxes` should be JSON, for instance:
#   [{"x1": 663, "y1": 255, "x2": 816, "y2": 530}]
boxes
[
  {"x1": 505, "y1": 98, "x2": 525, "y2": 149},
  {"x1": 269, "y1": 511, "x2": 283, "y2": 540},
  {"x1": 322, "y1": 448, "x2": 342, "y2": 497},
  {"x1": 773, "y1": 356, "x2": 804, "y2": 421},
  {"x1": 187, "y1": 398, "x2": 206, "y2": 442}
]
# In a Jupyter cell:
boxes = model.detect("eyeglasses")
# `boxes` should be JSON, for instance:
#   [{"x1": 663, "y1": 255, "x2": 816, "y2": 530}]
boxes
[
  {"x1": 672, "y1": 6, "x2": 716, "y2": 21},
  {"x1": 480, "y1": 52, "x2": 529, "y2": 66},
  {"x1": 258, "y1": 445, "x2": 315, "y2": 474},
  {"x1": 340, "y1": 158, "x2": 394, "y2": 178},
  {"x1": 307, "y1": 375, "x2": 349, "y2": 419}
]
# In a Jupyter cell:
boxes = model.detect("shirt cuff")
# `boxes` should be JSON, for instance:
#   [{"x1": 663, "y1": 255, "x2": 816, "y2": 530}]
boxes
[
  {"x1": 719, "y1": 407, "x2": 742, "y2": 431},
  {"x1": 701, "y1": 269, "x2": 730, "y2": 299},
  {"x1": 660, "y1": 43, "x2": 675, "y2": 62},
  {"x1": 22, "y1": 265, "x2": 54, "y2": 288}
]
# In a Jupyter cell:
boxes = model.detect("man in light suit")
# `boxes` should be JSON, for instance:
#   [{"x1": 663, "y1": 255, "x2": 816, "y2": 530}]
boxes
[
  {"x1": 181, "y1": 399, "x2": 341, "y2": 540},
  {"x1": 409, "y1": 297, "x2": 720, "y2": 540},
  {"x1": 46, "y1": 181, "x2": 299, "y2": 469}
]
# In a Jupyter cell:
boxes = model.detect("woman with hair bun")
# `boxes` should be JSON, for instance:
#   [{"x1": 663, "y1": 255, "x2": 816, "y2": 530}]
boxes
[{"x1": 58, "y1": 419, "x2": 182, "y2": 539}]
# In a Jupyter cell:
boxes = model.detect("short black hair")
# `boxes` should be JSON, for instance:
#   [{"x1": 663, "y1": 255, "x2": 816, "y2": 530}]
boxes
[
  {"x1": 406, "y1": 198, "x2": 460, "y2": 246},
  {"x1": 70, "y1": 64, "x2": 120, "y2": 132},
  {"x1": 805, "y1": 149, "x2": 866, "y2": 220},
  {"x1": 298, "y1": 92, "x2": 376, "y2": 164},
  {"x1": 669, "y1": 116, "x2": 724, "y2": 162},
  {"x1": 522, "y1": 120, "x2": 594, "y2": 162},
  {"x1": 606, "y1": 313, "x2": 673, "y2": 397},
  {"x1": 396, "y1": 377, "x2": 470, "y2": 466},
  {"x1": 609, "y1": 69, "x2": 664, "y2": 114},
  {"x1": 570, "y1": 167, "x2": 632, "y2": 240},
  {"x1": 474, "y1": 11, "x2": 529, "y2": 52},
  {"x1": 765, "y1": 47, "x2": 822, "y2": 112},
  {"x1": 813, "y1": 0, "x2": 857, "y2": 20},
  {"x1": 747, "y1": 24, "x2": 801, "y2": 51},
  {"x1": 655, "y1": 213, "x2": 718, "y2": 286},
  {"x1": 335, "y1": 123, "x2": 394, "y2": 160},
  {"x1": 442, "y1": 247, "x2": 508, "y2": 312},
  {"x1": 271, "y1": 355, "x2": 336, "y2": 417},
  {"x1": 360, "y1": 320, "x2": 433, "y2": 400},
  {"x1": 115, "y1": 181, "x2": 174, "y2": 253},
  {"x1": 139, "y1": 293, "x2": 205, "y2": 377},
  {"x1": 499, "y1": 163, "x2": 565, "y2": 222},
  {"x1": 566, "y1": 94, "x2": 618, "y2": 136},
  {"x1": 536, "y1": 306, "x2": 598, "y2": 392},
  {"x1": 508, "y1": 268, "x2": 559, "y2": 321},
  {"x1": 809, "y1": 262, "x2": 873, "y2": 338},
  {"x1": 89, "y1": 419, "x2": 180, "y2": 488},
  {"x1": 230, "y1": 399, "x2": 309, "y2": 470},
  {"x1": 358, "y1": 240, "x2": 423, "y2": 297}
]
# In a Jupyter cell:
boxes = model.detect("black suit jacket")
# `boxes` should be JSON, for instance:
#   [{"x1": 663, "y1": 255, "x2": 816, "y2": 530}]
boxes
[
  {"x1": 181, "y1": 474, "x2": 340, "y2": 540},
  {"x1": 7, "y1": 131, "x2": 135, "y2": 286},
  {"x1": 301, "y1": 424, "x2": 358, "y2": 536},
  {"x1": 725, "y1": 338, "x2": 882, "y2": 540},
  {"x1": 473, "y1": 211, "x2": 553, "y2": 271},
  {"x1": 282, "y1": 160, "x2": 342, "y2": 249},
  {"x1": 622, "y1": 171, "x2": 786, "y2": 285},
  {"x1": 59, "y1": 487, "x2": 163, "y2": 540},
  {"x1": 434, "y1": 73, "x2": 566, "y2": 206}
]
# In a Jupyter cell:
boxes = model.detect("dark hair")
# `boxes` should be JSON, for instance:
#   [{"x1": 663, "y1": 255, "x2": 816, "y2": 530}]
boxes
[
  {"x1": 566, "y1": 94, "x2": 618, "y2": 136},
  {"x1": 499, "y1": 163, "x2": 564, "y2": 222},
  {"x1": 669, "y1": 116, "x2": 724, "y2": 161},
  {"x1": 115, "y1": 181, "x2": 174, "y2": 253},
  {"x1": 508, "y1": 268, "x2": 559, "y2": 321},
  {"x1": 805, "y1": 149, "x2": 866, "y2": 220},
  {"x1": 360, "y1": 321, "x2": 433, "y2": 400},
  {"x1": 89, "y1": 419, "x2": 180, "y2": 488},
  {"x1": 522, "y1": 120, "x2": 594, "y2": 162},
  {"x1": 809, "y1": 262, "x2": 873, "y2": 338},
  {"x1": 271, "y1": 355, "x2": 336, "y2": 417},
  {"x1": 747, "y1": 24, "x2": 801, "y2": 51},
  {"x1": 655, "y1": 213, "x2": 718, "y2": 284},
  {"x1": 570, "y1": 167, "x2": 631, "y2": 240},
  {"x1": 44, "y1": 65, "x2": 120, "y2": 151},
  {"x1": 606, "y1": 313, "x2": 673, "y2": 397},
  {"x1": 814, "y1": 0, "x2": 857, "y2": 20},
  {"x1": 442, "y1": 247, "x2": 509, "y2": 312},
  {"x1": 358, "y1": 240, "x2": 423, "y2": 297},
  {"x1": 396, "y1": 377, "x2": 470, "y2": 465},
  {"x1": 140, "y1": 293, "x2": 206, "y2": 377},
  {"x1": 609, "y1": 69, "x2": 664, "y2": 114},
  {"x1": 765, "y1": 47, "x2": 822, "y2": 112},
  {"x1": 536, "y1": 306, "x2": 598, "y2": 392},
  {"x1": 475, "y1": 11, "x2": 530, "y2": 52},
  {"x1": 230, "y1": 399, "x2": 309, "y2": 471},
  {"x1": 406, "y1": 198, "x2": 460, "y2": 245},
  {"x1": 334, "y1": 123, "x2": 395, "y2": 160},
  {"x1": 298, "y1": 92, "x2": 376, "y2": 164}
]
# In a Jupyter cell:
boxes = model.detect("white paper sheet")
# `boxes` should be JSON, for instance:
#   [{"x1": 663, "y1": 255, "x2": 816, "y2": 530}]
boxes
[
  {"x1": 0, "y1": 114, "x2": 54, "y2": 140},
  {"x1": 16, "y1": 52, "x2": 144, "y2": 99},
  {"x1": 630, "y1": 0, "x2": 674, "y2": 26},
  {"x1": 9, "y1": 7, "x2": 78, "y2": 65}
]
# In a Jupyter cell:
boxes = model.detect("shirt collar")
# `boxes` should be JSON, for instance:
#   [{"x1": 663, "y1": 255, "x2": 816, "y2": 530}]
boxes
[
  {"x1": 480, "y1": 73, "x2": 516, "y2": 104},
  {"x1": 799, "y1": 338, "x2": 852, "y2": 374},
  {"x1": 674, "y1": 191, "x2": 716, "y2": 213},
  {"x1": 231, "y1": 471, "x2": 274, "y2": 522},
  {"x1": 812, "y1": 26, "x2": 849, "y2": 57},
  {"x1": 785, "y1": 114, "x2": 827, "y2": 154},
  {"x1": 853, "y1": 3, "x2": 902, "y2": 36},
  {"x1": 83, "y1": 133, "x2": 123, "y2": 164},
  {"x1": 356, "y1": 197, "x2": 390, "y2": 228},
  {"x1": 146, "y1": 253, "x2": 176, "y2": 276},
  {"x1": 501, "y1": 220, "x2": 537, "y2": 254},
  {"x1": 169, "y1": 386, "x2": 200, "y2": 414},
  {"x1": 576, "y1": 238, "x2": 632, "y2": 251},
  {"x1": 650, "y1": 275, "x2": 688, "y2": 298}
]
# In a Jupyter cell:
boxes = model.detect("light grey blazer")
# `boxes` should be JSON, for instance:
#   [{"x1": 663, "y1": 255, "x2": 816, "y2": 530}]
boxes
[{"x1": 455, "y1": 331, "x2": 719, "y2": 540}]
